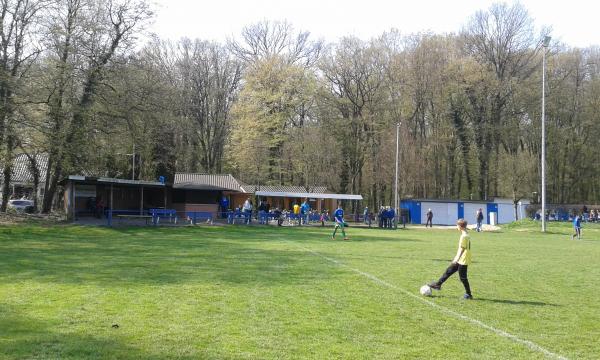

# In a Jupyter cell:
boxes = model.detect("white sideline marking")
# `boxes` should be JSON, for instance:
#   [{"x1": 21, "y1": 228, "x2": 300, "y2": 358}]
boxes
[{"x1": 292, "y1": 243, "x2": 568, "y2": 360}]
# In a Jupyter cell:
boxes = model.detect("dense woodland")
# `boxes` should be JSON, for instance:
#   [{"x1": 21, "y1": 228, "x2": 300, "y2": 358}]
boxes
[{"x1": 1, "y1": 0, "x2": 599, "y2": 213}]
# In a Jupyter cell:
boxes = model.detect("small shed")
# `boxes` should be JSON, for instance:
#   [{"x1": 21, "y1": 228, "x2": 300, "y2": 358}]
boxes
[
  {"x1": 401, "y1": 198, "x2": 528, "y2": 226},
  {"x1": 172, "y1": 173, "x2": 247, "y2": 216},
  {"x1": 63, "y1": 176, "x2": 167, "y2": 220}
]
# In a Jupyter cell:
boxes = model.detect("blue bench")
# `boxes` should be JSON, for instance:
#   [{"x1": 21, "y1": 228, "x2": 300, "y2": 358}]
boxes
[
  {"x1": 186, "y1": 211, "x2": 213, "y2": 225},
  {"x1": 228, "y1": 211, "x2": 252, "y2": 224},
  {"x1": 149, "y1": 209, "x2": 178, "y2": 225},
  {"x1": 106, "y1": 209, "x2": 150, "y2": 226},
  {"x1": 309, "y1": 213, "x2": 321, "y2": 222},
  {"x1": 106, "y1": 209, "x2": 142, "y2": 216},
  {"x1": 257, "y1": 212, "x2": 281, "y2": 224}
]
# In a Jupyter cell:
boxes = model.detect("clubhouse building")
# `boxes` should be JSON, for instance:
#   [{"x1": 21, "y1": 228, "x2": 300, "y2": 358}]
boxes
[{"x1": 62, "y1": 173, "x2": 362, "y2": 221}]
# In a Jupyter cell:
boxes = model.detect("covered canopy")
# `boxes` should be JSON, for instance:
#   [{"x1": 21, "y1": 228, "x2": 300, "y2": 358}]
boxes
[
  {"x1": 66, "y1": 175, "x2": 165, "y2": 187},
  {"x1": 255, "y1": 191, "x2": 362, "y2": 200}
]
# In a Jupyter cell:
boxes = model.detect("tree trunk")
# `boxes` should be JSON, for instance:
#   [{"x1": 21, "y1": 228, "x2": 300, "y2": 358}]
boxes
[
  {"x1": 0, "y1": 135, "x2": 14, "y2": 212},
  {"x1": 42, "y1": 161, "x2": 62, "y2": 213}
]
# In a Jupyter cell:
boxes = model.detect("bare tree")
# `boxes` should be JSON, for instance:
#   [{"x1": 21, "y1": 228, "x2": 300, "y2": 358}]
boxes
[
  {"x1": 228, "y1": 20, "x2": 322, "y2": 67},
  {"x1": 460, "y1": 2, "x2": 545, "y2": 199},
  {"x1": 41, "y1": 0, "x2": 152, "y2": 213},
  {"x1": 176, "y1": 39, "x2": 242, "y2": 173},
  {"x1": 0, "y1": 0, "x2": 49, "y2": 211},
  {"x1": 319, "y1": 36, "x2": 386, "y2": 210}
]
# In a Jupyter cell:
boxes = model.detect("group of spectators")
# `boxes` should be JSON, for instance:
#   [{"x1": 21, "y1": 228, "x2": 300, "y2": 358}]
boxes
[
  {"x1": 378, "y1": 206, "x2": 396, "y2": 228},
  {"x1": 228, "y1": 197, "x2": 328, "y2": 226},
  {"x1": 583, "y1": 206, "x2": 599, "y2": 222},
  {"x1": 537, "y1": 205, "x2": 600, "y2": 222},
  {"x1": 362, "y1": 206, "x2": 396, "y2": 229}
]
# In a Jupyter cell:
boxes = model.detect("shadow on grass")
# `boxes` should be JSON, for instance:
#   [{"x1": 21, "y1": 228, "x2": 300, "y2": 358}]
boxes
[
  {"x1": 282, "y1": 228, "x2": 423, "y2": 243},
  {"x1": 475, "y1": 298, "x2": 560, "y2": 307},
  {"x1": 0, "y1": 226, "x2": 344, "y2": 286},
  {"x1": 0, "y1": 305, "x2": 160, "y2": 360}
]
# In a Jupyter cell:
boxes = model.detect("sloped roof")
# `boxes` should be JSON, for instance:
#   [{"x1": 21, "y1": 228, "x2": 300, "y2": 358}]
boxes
[
  {"x1": 0, "y1": 153, "x2": 48, "y2": 185},
  {"x1": 255, "y1": 191, "x2": 362, "y2": 200},
  {"x1": 174, "y1": 173, "x2": 247, "y2": 192},
  {"x1": 245, "y1": 185, "x2": 329, "y2": 194},
  {"x1": 66, "y1": 175, "x2": 165, "y2": 187},
  {"x1": 173, "y1": 173, "x2": 332, "y2": 194}
]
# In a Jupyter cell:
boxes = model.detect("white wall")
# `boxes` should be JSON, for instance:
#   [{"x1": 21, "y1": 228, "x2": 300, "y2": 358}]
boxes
[
  {"x1": 420, "y1": 202, "x2": 458, "y2": 225},
  {"x1": 447, "y1": 203, "x2": 458, "y2": 225},
  {"x1": 498, "y1": 203, "x2": 516, "y2": 224}
]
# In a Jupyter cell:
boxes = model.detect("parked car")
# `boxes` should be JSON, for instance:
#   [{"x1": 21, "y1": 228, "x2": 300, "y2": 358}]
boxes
[{"x1": 8, "y1": 199, "x2": 35, "y2": 213}]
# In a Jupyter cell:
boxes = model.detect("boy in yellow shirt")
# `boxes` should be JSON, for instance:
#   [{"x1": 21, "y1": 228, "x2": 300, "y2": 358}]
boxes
[
  {"x1": 429, "y1": 219, "x2": 473, "y2": 299},
  {"x1": 293, "y1": 203, "x2": 300, "y2": 225}
]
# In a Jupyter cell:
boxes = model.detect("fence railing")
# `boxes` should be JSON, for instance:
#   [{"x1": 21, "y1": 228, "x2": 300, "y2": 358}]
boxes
[{"x1": 99, "y1": 208, "x2": 405, "y2": 228}]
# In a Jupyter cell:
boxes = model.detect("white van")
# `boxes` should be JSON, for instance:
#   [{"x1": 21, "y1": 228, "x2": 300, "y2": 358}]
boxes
[{"x1": 8, "y1": 199, "x2": 35, "y2": 213}]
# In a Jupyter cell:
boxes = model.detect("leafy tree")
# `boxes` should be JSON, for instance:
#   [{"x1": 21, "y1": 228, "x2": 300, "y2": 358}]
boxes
[{"x1": 229, "y1": 56, "x2": 316, "y2": 184}]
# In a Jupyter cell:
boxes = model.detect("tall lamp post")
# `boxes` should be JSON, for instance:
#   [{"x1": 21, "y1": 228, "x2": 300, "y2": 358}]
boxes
[
  {"x1": 541, "y1": 35, "x2": 551, "y2": 232},
  {"x1": 126, "y1": 144, "x2": 136, "y2": 180},
  {"x1": 394, "y1": 122, "x2": 400, "y2": 226}
]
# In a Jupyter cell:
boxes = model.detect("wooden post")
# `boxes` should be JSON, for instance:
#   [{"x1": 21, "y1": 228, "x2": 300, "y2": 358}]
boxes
[
  {"x1": 140, "y1": 186, "x2": 144, "y2": 215},
  {"x1": 71, "y1": 181, "x2": 76, "y2": 221},
  {"x1": 109, "y1": 184, "x2": 114, "y2": 227}
]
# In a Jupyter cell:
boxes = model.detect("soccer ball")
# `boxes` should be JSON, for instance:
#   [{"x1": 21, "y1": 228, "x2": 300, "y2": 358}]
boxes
[{"x1": 420, "y1": 285, "x2": 432, "y2": 297}]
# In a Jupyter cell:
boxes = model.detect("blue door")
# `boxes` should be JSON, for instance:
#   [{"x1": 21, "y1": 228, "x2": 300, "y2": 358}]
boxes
[
  {"x1": 486, "y1": 203, "x2": 498, "y2": 225},
  {"x1": 458, "y1": 202, "x2": 464, "y2": 220}
]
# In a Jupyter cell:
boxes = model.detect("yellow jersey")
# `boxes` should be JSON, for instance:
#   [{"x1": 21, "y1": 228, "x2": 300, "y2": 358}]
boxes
[
  {"x1": 455, "y1": 231, "x2": 472, "y2": 266},
  {"x1": 293, "y1": 204, "x2": 300, "y2": 214}
]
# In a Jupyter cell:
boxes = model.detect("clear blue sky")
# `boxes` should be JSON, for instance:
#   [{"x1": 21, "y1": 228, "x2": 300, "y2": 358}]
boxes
[{"x1": 149, "y1": 0, "x2": 599, "y2": 47}]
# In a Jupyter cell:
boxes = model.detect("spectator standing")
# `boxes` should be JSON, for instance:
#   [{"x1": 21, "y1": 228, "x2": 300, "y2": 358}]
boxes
[
  {"x1": 363, "y1": 206, "x2": 369, "y2": 224},
  {"x1": 301, "y1": 199, "x2": 310, "y2": 225},
  {"x1": 274, "y1": 208, "x2": 283, "y2": 226},
  {"x1": 476, "y1": 209, "x2": 484, "y2": 232},
  {"x1": 385, "y1": 207, "x2": 390, "y2": 228},
  {"x1": 258, "y1": 201, "x2": 267, "y2": 224},
  {"x1": 220, "y1": 195, "x2": 229, "y2": 218},
  {"x1": 293, "y1": 202, "x2": 300, "y2": 225},
  {"x1": 320, "y1": 210, "x2": 328, "y2": 227},
  {"x1": 426, "y1": 208, "x2": 433, "y2": 228},
  {"x1": 388, "y1": 207, "x2": 396, "y2": 229},
  {"x1": 242, "y1": 198, "x2": 253, "y2": 224}
]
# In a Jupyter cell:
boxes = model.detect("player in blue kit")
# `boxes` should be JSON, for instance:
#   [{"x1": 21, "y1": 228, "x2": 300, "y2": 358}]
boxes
[
  {"x1": 331, "y1": 204, "x2": 349, "y2": 240},
  {"x1": 571, "y1": 214, "x2": 582, "y2": 240}
]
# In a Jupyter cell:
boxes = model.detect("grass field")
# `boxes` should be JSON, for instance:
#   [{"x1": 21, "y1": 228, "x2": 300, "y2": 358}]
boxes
[{"x1": 1, "y1": 220, "x2": 598, "y2": 359}]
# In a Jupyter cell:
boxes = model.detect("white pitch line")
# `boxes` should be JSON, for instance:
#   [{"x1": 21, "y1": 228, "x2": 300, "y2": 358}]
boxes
[{"x1": 292, "y1": 243, "x2": 568, "y2": 360}]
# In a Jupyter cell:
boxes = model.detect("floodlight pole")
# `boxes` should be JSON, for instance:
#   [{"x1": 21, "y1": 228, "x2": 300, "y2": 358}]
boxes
[
  {"x1": 132, "y1": 144, "x2": 135, "y2": 180},
  {"x1": 394, "y1": 122, "x2": 400, "y2": 225},
  {"x1": 126, "y1": 144, "x2": 136, "y2": 180},
  {"x1": 541, "y1": 36, "x2": 551, "y2": 233}
]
